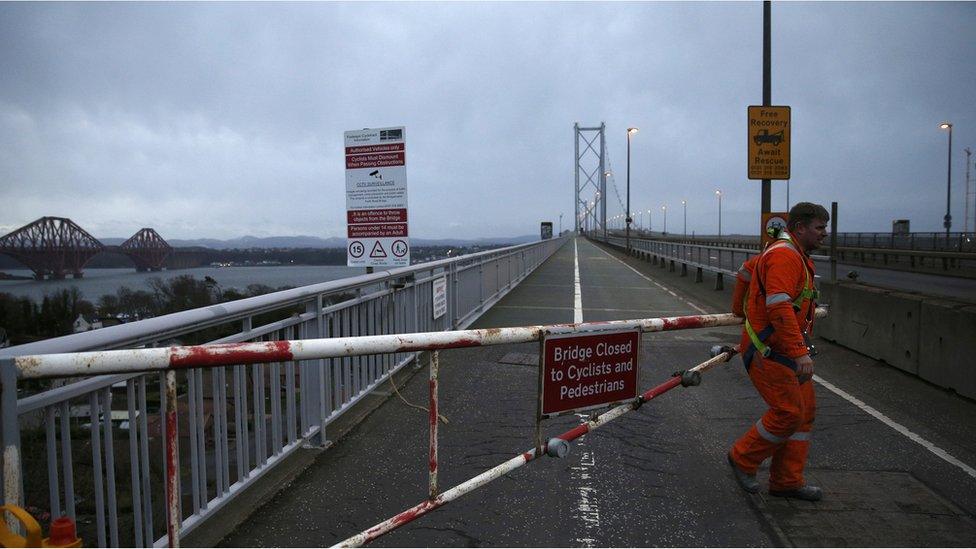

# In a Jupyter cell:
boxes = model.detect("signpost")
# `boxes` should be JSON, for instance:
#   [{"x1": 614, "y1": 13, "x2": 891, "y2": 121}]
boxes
[
  {"x1": 432, "y1": 276, "x2": 447, "y2": 321},
  {"x1": 345, "y1": 127, "x2": 410, "y2": 267},
  {"x1": 748, "y1": 106, "x2": 791, "y2": 181},
  {"x1": 761, "y1": 211, "x2": 789, "y2": 248},
  {"x1": 540, "y1": 222, "x2": 553, "y2": 240},
  {"x1": 539, "y1": 326, "x2": 640, "y2": 417}
]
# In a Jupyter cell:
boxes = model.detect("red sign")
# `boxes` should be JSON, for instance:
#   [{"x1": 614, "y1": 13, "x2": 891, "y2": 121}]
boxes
[
  {"x1": 345, "y1": 143, "x2": 405, "y2": 155},
  {"x1": 345, "y1": 152, "x2": 406, "y2": 169},
  {"x1": 348, "y1": 223, "x2": 408, "y2": 238},
  {"x1": 347, "y1": 208, "x2": 408, "y2": 224},
  {"x1": 540, "y1": 328, "x2": 640, "y2": 417}
]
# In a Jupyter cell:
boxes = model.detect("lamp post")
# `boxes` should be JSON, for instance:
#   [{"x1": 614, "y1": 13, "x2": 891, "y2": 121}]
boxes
[
  {"x1": 662, "y1": 205, "x2": 667, "y2": 235},
  {"x1": 626, "y1": 127, "x2": 638, "y2": 253},
  {"x1": 715, "y1": 189, "x2": 723, "y2": 238},
  {"x1": 940, "y1": 122, "x2": 953, "y2": 241},
  {"x1": 682, "y1": 200, "x2": 687, "y2": 236},
  {"x1": 559, "y1": 212, "x2": 563, "y2": 235}
]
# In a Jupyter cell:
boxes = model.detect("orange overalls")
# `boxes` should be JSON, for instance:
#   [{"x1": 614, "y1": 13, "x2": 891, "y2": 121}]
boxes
[{"x1": 730, "y1": 234, "x2": 818, "y2": 491}]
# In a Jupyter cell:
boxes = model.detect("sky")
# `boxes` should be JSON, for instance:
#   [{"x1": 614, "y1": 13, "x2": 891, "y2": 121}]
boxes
[{"x1": 1, "y1": 1, "x2": 975, "y2": 241}]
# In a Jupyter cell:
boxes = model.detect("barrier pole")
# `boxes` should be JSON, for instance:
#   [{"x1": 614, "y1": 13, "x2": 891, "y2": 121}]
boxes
[
  {"x1": 333, "y1": 348, "x2": 738, "y2": 548},
  {"x1": 15, "y1": 311, "x2": 810, "y2": 380},
  {"x1": 428, "y1": 351, "x2": 439, "y2": 499}
]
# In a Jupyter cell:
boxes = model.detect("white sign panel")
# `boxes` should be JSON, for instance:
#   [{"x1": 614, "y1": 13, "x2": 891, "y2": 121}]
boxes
[
  {"x1": 345, "y1": 127, "x2": 409, "y2": 267},
  {"x1": 432, "y1": 276, "x2": 447, "y2": 320}
]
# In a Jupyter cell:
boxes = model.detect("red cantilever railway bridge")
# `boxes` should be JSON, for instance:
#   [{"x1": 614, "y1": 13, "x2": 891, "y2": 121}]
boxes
[{"x1": 0, "y1": 216, "x2": 172, "y2": 279}]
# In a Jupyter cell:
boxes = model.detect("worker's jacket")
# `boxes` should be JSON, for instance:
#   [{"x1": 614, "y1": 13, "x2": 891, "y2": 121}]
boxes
[
  {"x1": 732, "y1": 254, "x2": 760, "y2": 318},
  {"x1": 738, "y1": 235, "x2": 817, "y2": 367}
]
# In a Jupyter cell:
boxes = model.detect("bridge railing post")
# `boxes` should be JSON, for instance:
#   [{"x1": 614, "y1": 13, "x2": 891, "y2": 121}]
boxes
[{"x1": 2, "y1": 358, "x2": 23, "y2": 533}]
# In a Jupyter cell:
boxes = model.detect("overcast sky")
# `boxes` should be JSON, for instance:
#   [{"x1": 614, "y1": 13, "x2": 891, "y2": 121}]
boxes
[{"x1": 1, "y1": 1, "x2": 975, "y2": 240}]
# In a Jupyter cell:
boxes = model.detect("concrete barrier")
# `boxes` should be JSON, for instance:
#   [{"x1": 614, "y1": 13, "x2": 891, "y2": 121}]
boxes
[
  {"x1": 918, "y1": 299, "x2": 976, "y2": 400},
  {"x1": 818, "y1": 280, "x2": 975, "y2": 399}
]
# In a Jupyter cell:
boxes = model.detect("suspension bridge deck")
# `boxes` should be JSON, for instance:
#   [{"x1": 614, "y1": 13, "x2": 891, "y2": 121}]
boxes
[{"x1": 219, "y1": 237, "x2": 976, "y2": 547}]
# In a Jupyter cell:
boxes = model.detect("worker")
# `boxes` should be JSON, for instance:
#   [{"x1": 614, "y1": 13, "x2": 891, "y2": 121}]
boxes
[{"x1": 727, "y1": 202, "x2": 829, "y2": 501}]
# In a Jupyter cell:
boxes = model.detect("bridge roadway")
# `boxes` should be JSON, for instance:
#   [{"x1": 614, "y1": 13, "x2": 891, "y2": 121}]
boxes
[{"x1": 220, "y1": 237, "x2": 976, "y2": 547}]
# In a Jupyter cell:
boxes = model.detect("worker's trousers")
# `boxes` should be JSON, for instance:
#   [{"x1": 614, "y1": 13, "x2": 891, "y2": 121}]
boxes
[{"x1": 730, "y1": 354, "x2": 815, "y2": 491}]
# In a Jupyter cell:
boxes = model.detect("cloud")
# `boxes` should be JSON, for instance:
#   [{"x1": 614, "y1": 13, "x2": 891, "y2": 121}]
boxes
[{"x1": 1, "y1": 2, "x2": 974, "y2": 240}]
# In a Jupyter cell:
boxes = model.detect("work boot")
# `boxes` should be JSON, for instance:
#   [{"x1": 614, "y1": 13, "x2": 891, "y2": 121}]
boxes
[
  {"x1": 769, "y1": 485, "x2": 823, "y2": 501},
  {"x1": 727, "y1": 453, "x2": 759, "y2": 494}
]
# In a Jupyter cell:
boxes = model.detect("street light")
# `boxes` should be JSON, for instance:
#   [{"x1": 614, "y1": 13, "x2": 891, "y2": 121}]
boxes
[
  {"x1": 940, "y1": 122, "x2": 953, "y2": 241},
  {"x1": 682, "y1": 200, "x2": 687, "y2": 236},
  {"x1": 715, "y1": 189, "x2": 723, "y2": 238},
  {"x1": 647, "y1": 209, "x2": 652, "y2": 233},
  {"x1": 626, "y1": 127, "x2": 638, "y2": 253},
  {"x1": 662, "y1": 205, "x2": 668, "y2": 235}
]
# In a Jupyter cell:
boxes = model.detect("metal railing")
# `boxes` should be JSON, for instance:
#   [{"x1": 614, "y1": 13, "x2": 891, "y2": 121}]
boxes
[
  {"x1": 0, "y1": 236, "x2": 567, "y2": 547},
  {"x1": 594, "y1": 233, "x2": 763, "y2": 288},
  {"x1": 615, "y1": 229, "x2": 976, "y2": 253}
]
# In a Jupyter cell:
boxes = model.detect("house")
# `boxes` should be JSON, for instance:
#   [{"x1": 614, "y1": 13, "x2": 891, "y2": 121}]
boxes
[{"x1": 73, "y1": 314, "x2": 102, "y2": 333}]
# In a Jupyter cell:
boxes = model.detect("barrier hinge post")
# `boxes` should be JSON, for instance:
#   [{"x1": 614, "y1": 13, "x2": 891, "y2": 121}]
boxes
[{"x1": 2, "y1": 358, "x2": 23, "y2": 534}]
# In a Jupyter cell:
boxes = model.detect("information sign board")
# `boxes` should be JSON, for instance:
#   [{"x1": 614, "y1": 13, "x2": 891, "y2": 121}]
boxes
[
  {"x1": 748, "y1": 106, "x2": 791, "y2": 180},
  {"x1": 540, "y1": 222, "x2": 553, "y2": 240},
  {"x1": 540, "y1": 326, "x2": 640, "y2": 417},
  {"x1": 432, "y1": 276, "x2": 447, "y2": 320},
  {"x1": 345, "y1": 127, "x2": 410, "y2": 267}
]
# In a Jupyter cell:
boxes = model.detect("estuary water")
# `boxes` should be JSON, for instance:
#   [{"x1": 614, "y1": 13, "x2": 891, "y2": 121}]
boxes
[{"x1": 0, "y1": 265, "x2": 367, "y2": 302}]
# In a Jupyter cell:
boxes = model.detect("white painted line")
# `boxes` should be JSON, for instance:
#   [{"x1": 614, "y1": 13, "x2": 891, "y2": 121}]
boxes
[
  {"x1": 574, "y1": 239, "x2": 583, "y2": 323},
  {"x1": 813, "y1": 374, "x2": 976, "y2": 481},
  {"x1": 590, "y1": 243, "x2": 709, "y2": 315}
]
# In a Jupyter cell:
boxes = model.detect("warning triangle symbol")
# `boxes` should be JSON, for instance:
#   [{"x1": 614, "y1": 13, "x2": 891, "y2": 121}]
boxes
[{"x1": 369, "y1": 241, "x2": 388, "y2": 258}]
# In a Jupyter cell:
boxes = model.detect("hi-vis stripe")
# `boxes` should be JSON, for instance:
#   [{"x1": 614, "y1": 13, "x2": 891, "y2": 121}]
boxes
[
  {"x1": 756, "y1": 420, "x2": 811, "y2": 443},
  {"x1": 766, "y1": 293, "x2": 793, "y2": 306}
]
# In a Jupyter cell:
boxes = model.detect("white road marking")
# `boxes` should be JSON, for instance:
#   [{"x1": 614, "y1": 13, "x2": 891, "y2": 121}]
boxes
[
  {"x1": 586, "y1": 239, "x2": 976, "y2": 480},
  {"x1": 572, "y1": 414, "x2": 600, "y2": 547},
  {"x1": 813, "y1": 374, "x2": 976, "y2": 481},
  {"x1": 574, "y1": 239, "x2": 583, "y2": 323}
]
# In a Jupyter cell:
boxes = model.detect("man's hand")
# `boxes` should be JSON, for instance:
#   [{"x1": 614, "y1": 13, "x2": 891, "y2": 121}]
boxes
[{"x1": 796, "y1": 354, "x2": 814, "y2": 383}]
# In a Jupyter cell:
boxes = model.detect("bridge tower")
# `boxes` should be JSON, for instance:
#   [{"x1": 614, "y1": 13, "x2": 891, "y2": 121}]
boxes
[
  {"x1": 119, "y1": 228, "x2": 172, "y2": 271},
  {"x1": 0, "y1": 217, "x2": 105, "y2": 279},
  {"x1": 574, "y1": 123, "x2": 606, "y2": 236}
]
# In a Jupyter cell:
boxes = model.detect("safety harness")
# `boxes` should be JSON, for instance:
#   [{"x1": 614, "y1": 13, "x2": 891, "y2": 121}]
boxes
[{"x1": 742, "y1": 232, "x2": 818, "y2": 372}]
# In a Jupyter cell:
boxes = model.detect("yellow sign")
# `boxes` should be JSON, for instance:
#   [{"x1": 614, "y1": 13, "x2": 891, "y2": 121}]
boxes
[
  {"x1": 761, "y1": 212, "x2": 789, "y2": 248},
  {"x1": 748, "y1": 105, "x2": 791, "y2": 180}
]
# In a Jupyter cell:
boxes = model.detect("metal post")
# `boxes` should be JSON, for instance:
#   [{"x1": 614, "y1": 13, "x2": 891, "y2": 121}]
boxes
[
  {"x1": 761, "y1": 0, "x2": 772, "y2": 214},
  {"x1": 943, "y1": 123, "x2": 953, "y2": 240},
  {"x1": 682, "y1": 200, "x2": 687, "y2": 236},
  {"x1": 574, "y1": 123, "x2": 580, "y2": 233},
  {"x1": 626, "y1": 129, "x2": 632, "y2": 254},
  {"x1": 1, "y1": 359, "x2": 22, "y2": 531},
  {"x1": 600, "y1": 122, "x2": 607, "y2": 238},
  {"x1": 966, "y1": 147, "x2": 973, "y2": 234},
  {"x1": 830, "y1": 202, "x2": 838, "y2": 282},
  {"x1": 428, "y1": 352, "x2": 439, "y2": 499},
  {"x1": 164, "y1": 370, "x2": 181, "y2": 547},
  {"x1": 717, "y1": 191, "x2": 723, "y2": 238}
]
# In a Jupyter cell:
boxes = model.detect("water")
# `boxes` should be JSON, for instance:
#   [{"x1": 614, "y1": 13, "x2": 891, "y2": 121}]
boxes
[{"x1": 0, "y1": 265, "x2": 367, "y2": 302}]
